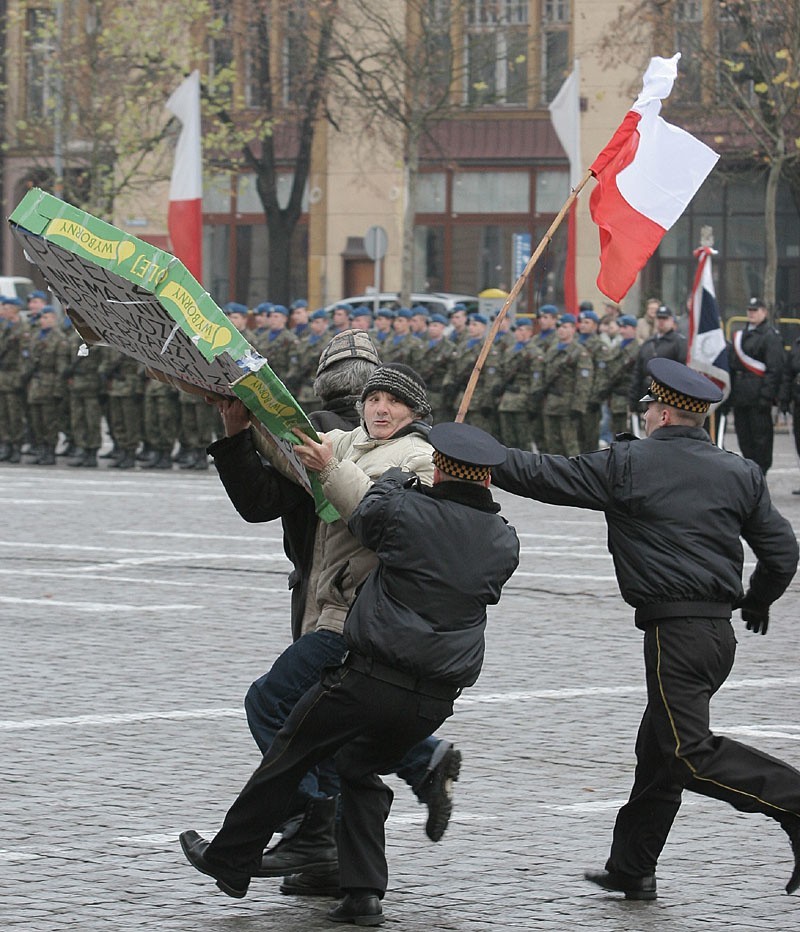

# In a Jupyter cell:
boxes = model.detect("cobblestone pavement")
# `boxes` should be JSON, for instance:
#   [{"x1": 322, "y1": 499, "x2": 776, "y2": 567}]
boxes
[{"x1": 3, "y1": 432, "x2": 800, "y2": 930}]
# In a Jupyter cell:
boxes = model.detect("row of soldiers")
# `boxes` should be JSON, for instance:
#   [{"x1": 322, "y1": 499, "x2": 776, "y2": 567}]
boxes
[{"x1": 0, "y1": 292, "x2": 654, "y2": 468}]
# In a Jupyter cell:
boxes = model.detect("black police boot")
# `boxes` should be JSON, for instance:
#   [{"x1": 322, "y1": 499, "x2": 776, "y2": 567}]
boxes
[
  {"x1": 255, "y1": 796, "x2": 338, "y2": 878},
  {"x1": 327, "y1": 892, "x2": 384, "y2": 926},
  {"x1": 280, "y1": 867, "x2": 342, "y2": 897},
  {"x1": 66, "y1": 447, "x2": 86, "y2": 466},
  {"x1": 584, "y1": 868, "x2": 657, "y2": 900},
  {"x1": 416, "y1": 741, "x2": 462, "y2": 842}
]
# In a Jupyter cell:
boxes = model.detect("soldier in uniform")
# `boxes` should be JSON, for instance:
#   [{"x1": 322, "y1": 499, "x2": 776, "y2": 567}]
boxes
[
  {"x1": 65, "y1": 325, "x2": 106, "y2": 468},
  {"x1": 497, "y1": 316, "x2": 535, "y2": 449},
  {"x1": 381, "y1": 308, "x2": 419, "y2": 367},
  {"x1": 100, "y1": 349, "x2": 145, "y2": 469},
  {"x1": 0, "y1": 296, "x2": 31, "y2": 463},
  {"x1": 415, "y1": 313, "x2": 452, "y2": 424},
  {"x1": 727, "y1": 297, "x2": 785, "y2": 474},
  {"x1": 349, "y1": 306, "x2": 373, "y2": 331},
  {"x1": 251, "y1": 305, "x2": 300, "y2": 393},
  {"x1": 529, "y1": 305, "x2": 558, "y2": 453},
  {"x1": 289, "y1": 299, "x2": 309, "y2": 338},
  {"x1": 24, "y1": 305, "x2": 70, "y2": 465},
  {"x1": 605, "y1": 315, "x2": 640, "y2": 437},
  {"x1": 372, "y1": 308, "x2": 394, "y2": 349},
  {"x1": 294, "y1": 309, "x2": 332, "y2": 416},
  {"x1": 541, "y1": 313, "x2": 593, "y2": 456},
  {"x1": 140, "y1": 374, "x2": 180, "y2": 470},
  {"x1": 576, "y1": 310, "x2": 612, "y2": 453},
  {"x1": 409, "y1": 305, "x2": 430, "y2": 340},
  {"x1": 447, "y1": 303, "x2": 468, "y2": 345},
  {"x1": 443, "y1": 313, "x2": 502, "y2": 433}
]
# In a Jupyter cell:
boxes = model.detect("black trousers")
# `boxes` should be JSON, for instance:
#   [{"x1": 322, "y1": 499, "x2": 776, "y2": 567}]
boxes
[
  {"x1": 205, "y1": 664, "x2": 453, "y2": 894},
  {"x1": 608, "y1": 617, "x2": 800, "y2": 876},
  {"x1": 733, "y1": 405, "x2": 774, "y2": 473}
]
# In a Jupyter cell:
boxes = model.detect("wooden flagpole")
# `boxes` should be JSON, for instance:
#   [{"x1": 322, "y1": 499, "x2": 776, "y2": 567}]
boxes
[{"x1": 455, "y1": 167, "x2": 593, "y2": 423}]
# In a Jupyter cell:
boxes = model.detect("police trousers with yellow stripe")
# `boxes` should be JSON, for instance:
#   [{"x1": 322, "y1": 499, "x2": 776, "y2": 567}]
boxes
[{"x1": 607, "y1": 616, "x2": 800, "y2": 876}]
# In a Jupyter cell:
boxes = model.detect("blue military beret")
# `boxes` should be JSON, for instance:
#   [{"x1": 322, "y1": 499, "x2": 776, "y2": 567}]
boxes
[
  {"x1": 449, "y1": 302, "x2": 467, "y2": 314},
  {"x1": 376, "y1": 308, "x2": 395, "y2": 319},
  {"x1": 538, "y1": 304, "x2": 559, "y2": 316},
  {"x1": 3, "y1": 296, "x2": 23, "y2": 307},
  {"x1": 396, "y1": 307, "x2": 414, "y2": 319},
  {"x1": 411, "y1": 305, "x2": 430, "y2": 318},
  {"x1": 255, "y1": 302, "x2": 273, "y2": 314},
  {"x1": 469, "y1": 313, "x2": 488, "y2": 325},
  {"x1": 270, "y1": 304, "x2": 289, "y2": 316},
  {"x1": 579, "y1": 310, "x2": 600, "y2": 323},
  {"x1": 429, "y1": 313, "x2": 448, "y2": 325},
  {"x1": 223, "y1": 302, "x2": 248, "y2": 316},
  {"x1": 310, "y1": 308, "x2": 329, "y2": 320},
  {"x1": 351, "y1": 305, "x2": 373, "y2": 318},
  {"x1": 558, "y1": 313, "x2": 577, "y2": 326},
  {"x1": 618, "y1": 315, "x2": 637, "y2": 328},
  {"x1": 290, "y1": 298, "x2": 308, "y2": 309},
  {"x1": 29, "y1": 290, "x2": 47, "y2": 300},
  {"x1": 515, "y1": 316, "x2": 535, "y2": 328}
]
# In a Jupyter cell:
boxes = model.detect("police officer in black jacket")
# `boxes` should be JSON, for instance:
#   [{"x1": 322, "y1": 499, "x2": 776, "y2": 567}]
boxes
[
  {"x1": 179, "y1": 423, "x2": 520, "y2": 926},
  {"x1": 491, "y1": 358, "x2": 800, "y2": 901},
  {"x1": 728, "y1": 297, "x2": 785, "y2": 473}
]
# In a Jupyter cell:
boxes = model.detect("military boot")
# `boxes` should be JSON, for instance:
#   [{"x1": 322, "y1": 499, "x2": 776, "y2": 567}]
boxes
[
  {"x1": 7, "y1": 445, "x2": 21, "y2": 463},
  {"x1": 179, "y1": 449, "x2": 199, "y2": 469},
  {"x1": 139, "y1": 450, "x2": 161, "y2": 469},
  {"x1": 80, "y1": 449, "x2": 98, "y2": 468},
  {"x1": 37, "y1": 446, "x2": 56, "y2": 465},
  {"x1": 0, "y1": 443, "x2": 10, "y2": 462},
  {"x1": 255, "y1": 796, "x2": 338, "y2": 878},
  {"x1": 67, "y1": 447, "x2": 86, "y2": 466},
  {"x1": 153, "y1": 451, "x2": 174, "y2": 469}
]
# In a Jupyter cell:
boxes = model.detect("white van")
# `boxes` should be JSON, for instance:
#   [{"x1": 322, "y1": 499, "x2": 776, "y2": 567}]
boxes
[
  {"x1": 325, "y1": 292, "x2": 479, "y2": 317},
  {"x1": 0, "y1": 276, "x2": 35, "y2": 303}
]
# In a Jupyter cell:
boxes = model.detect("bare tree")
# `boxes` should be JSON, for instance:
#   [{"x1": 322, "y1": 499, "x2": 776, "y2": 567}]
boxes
[{"x1": 599, "y1": 0, "x2": 800, "y2": 310}]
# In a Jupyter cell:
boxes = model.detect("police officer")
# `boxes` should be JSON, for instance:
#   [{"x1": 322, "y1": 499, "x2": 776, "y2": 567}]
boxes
[
  {"x1": 728, "y1": 297, "x2": 785, "y2": 474},
  {"x1": 179, "y1": 421, "x2": 519, "y2": 926},
  {"x1": 491, "y1": 358, "x2": 800, "y2": 901}
]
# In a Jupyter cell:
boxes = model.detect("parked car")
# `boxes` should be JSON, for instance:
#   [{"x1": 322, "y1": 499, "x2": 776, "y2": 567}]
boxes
[
  {"x1": 325, "y1": 291, "x2": 479, "y2": 317},
  {"x1": 0, "y1": 276, "x2": 35, "y2": 303}
]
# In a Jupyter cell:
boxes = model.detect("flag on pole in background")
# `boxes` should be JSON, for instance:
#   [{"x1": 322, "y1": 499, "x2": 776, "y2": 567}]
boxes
[
  {"x1": 687, "y1": 245, "x2": 730, "y2": 399},
  {"x1": 589, "y1": 54, "x2": 719, "y2": 303},
  {"x1": 166, "y1": 70, "x2": 203, "y2": 282},
  {"x1": 549, "y1": 61, "x2": 581, "y2": 315}
]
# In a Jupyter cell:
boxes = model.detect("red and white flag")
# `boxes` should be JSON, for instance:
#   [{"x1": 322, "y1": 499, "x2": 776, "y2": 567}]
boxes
[
  {"x1": 589, "y1": 54, "x2": 719, "y2": 303},
  {"x1": 166, "y1": 70, "x2": 203, "y2": 282},
  {"x1": 549, "y1": 61, "x2": 582, "y2": 315}
]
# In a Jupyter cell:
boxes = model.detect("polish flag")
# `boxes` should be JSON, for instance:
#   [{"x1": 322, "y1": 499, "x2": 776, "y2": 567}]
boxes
[
  {"x1": 549, "y1": 61, "x2": 581, "y2": 315},
  {"x1": 166, "y1": 70, "x2": 203, "y2": 282},
  {"x1": 589, "y1": 54, "x2": 719, "y2": 303}
]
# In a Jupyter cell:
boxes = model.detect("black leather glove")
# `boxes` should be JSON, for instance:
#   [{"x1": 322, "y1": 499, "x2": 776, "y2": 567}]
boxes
[{"x1": 739, "y1": 592, "x2": 770, "y2": 635}]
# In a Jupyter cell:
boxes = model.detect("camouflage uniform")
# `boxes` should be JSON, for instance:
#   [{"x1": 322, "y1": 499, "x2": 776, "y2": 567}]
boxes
[
  {"x1": 177, "y1": 391, "x2": 218, "y2": 470},
  {"x1": 529, "y1": 328, "x2": 556, "y2": 453},
  {"x1": 443, "y1": 336, "x2": 504, "y2": 434},
  {"x1": 498, "y1": 337, "x2": 535, "y2": 449},
  {"x1": 252, "y1": 327, "x2": 300, "y2": 394},
  {"x1": 379, "y1": 332, "x2": 422, "y2": 368},
  {"x1": 65, "y1": 331, "x2": 106, "y2": 466},
  {"x1": 541, "y1": 339, "x2": 593, "y2": 456},
  {"x1": 0, "y1": 315, "x2": 31, "y2": 461},
  {"x1": 605, "y1": 338, "x2": 640, "y2": 436},
  {"x1": 100, "y1": 350, "x2": 145, "y2": 468},
  {"x1": 25, "y1": 322, "x2": 70, "y2": 464},
  {"x1": 415, "y1": 335, "x2": 454, "y2": 424},
  {"x1": 577, "y1": 332, "x2": 612, "y2": 453},
  {"x1": 293, "y1": 332, "x2": 330, "y2": 415},
  {"x1": 142, "y1": 375, "x2": 180, "y2": 469}
]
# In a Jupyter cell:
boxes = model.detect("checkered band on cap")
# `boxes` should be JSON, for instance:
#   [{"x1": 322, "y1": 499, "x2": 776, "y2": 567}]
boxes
[
  {"x1": 433, "y1": 449, "x2": 490, "y2": 481},
  {"x1": 647, "y1": 377, "x2": 711, "y2": 413}
]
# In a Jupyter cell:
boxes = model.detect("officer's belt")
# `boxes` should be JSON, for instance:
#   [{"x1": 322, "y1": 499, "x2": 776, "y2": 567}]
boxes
[
  {"x1": 635, "y1": 601, "x2": 732, "y2": 628},
  {"x1": 343, "y1": 651, "x2": 460, "y2": 701}
]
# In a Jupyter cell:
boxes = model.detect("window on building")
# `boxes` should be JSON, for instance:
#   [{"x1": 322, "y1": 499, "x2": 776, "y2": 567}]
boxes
[
  {"x1": 208, "y1": 0, "x2": 233, "y2": 95},
  {"x1": 542, "y1": 0, "x2": 570, "y2": 103},
  {"x1": 464, "y1": 1, "x2": 529, "y2": 106},
  {"x1": 452, "y1": 171, "x2": 529, "y2": 213},
  {"x1": 673, "y1": 0, "x2": 702, "y2": 102},
  {"x1": 244, "y1": 10, "x2": 270, "y2": 109},
  {"x1": 419, "y1": 0, "x2": 454, "y2": 105},
  {"x1": 25, "y1": 8, "x2": 56, "y2": 120},
  {"x1": 283, "y1": 1, "x2": 309, "y2": 107}
]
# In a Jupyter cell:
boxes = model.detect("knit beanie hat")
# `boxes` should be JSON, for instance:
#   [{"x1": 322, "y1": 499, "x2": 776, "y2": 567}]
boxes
[{"x1": 360, "y1": 363, "x2": 431, "y2": 417}]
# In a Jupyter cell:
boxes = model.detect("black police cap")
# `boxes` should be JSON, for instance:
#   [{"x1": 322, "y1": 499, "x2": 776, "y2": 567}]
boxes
[
  {"x1": 641, "y1": 358, "x2": 723, "y2": 411},
  {"x1": 429, "y1": 422, "x2": 506, "y2": 468}
]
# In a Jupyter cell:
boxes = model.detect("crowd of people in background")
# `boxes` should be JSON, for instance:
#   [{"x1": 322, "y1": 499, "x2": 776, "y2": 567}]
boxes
[{"x1": 0, "y1": 287, "x2": 796, "y2": 475}]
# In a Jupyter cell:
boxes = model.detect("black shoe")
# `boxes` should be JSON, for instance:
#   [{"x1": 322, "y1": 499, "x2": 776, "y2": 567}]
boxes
[
  {"x1": 280, "y1": 868, "x2": 342, "y2": 897},
  {"x1": 0, "y1": 443, "x2": 10, "y2": 462},
  {"x1": 179, "y1": 830, "x2": 249, "y2": 899},
  {"x1": 138, "y1": 450, "x2": 161, "y2": 469},
  {"x1": 781, "y1": 817, "x2": 800, "y2": 893},
  {"x1": 7, "y1": 445, "x2": 21, "y2": 464},
  {"x1": 793, "y1": 489, "x2": 800, "y2": 496},
  {"x1": 153, "y1": 452, "x2": 174, "y2": 469},
  {"x1": 327, "y1": 894, "x2": 384, "y2": 926},
  {"x1": 37, "y1": 448, "x2": 56, "y2": 465},
  {"x1": 417, "y1": 742, "x2": 461, "y2": 842},
  {"x1": 584, "y1": 868, "x2": 657, "y2": 900},
  {"x1": 255, "y1": 796, "x2": 338, "y2": 877}
]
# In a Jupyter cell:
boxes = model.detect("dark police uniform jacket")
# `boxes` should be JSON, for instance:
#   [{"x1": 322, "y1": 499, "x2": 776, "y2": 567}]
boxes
[
  {"x1": 346, "y1": 468, "x2": 520, "y2": 687},
  {"x1": 728, "y1": 319, "x2": 785, "y2": 409},
  {"x1": 491, "y1": 426, "x2": 797, "y2": 628}
]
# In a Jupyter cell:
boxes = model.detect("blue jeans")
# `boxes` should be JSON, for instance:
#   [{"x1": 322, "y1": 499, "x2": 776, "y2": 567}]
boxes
[{"x1": 245, "y1": 629, "x2": 443, "y2": 814}]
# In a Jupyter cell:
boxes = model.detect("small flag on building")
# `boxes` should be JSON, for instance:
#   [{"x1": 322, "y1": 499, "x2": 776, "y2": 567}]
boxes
[
  {"x1": 687, "y1": 245, "x2": 730, "y2": 400},
  {"x1": 166, "y1": 70, "x2": 203, "y2": 282},
  {"x1": 589, "y1": 54, "x2": 719, "y2": 303}
]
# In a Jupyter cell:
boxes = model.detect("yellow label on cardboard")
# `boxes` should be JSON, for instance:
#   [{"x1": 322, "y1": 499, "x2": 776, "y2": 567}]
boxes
[
  {"x1": 48, "y1": 218, "x2": 136, "y2": 265},
  {"x1": 160, "y1": 281, "x2": 232, "y2": 351}
]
